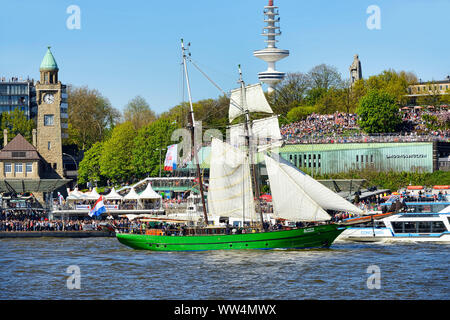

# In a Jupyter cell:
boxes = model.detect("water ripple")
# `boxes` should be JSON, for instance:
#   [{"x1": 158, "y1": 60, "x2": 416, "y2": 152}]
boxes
[{"x1": 0, "y1": 238, "x2": 449, "y2": 299}]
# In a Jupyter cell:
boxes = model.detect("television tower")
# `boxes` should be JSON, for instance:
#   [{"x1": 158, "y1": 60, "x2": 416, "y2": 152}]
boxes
[{"x1": 253, "y1": 0, "x2": 289, "y2": 93}]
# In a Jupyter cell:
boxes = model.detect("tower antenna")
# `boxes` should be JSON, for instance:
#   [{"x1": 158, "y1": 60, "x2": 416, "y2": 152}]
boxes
[{"x1": 253, "y1": 0, "x2": 289, "y2": 93}]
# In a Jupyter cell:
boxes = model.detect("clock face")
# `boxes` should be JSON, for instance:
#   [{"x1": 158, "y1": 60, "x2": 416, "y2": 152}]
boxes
[{"x1": 43, "y1": 93, "x2": 55, "y2": 104}]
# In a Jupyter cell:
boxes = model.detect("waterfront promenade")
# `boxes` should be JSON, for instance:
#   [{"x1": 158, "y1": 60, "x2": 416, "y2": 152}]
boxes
[{"x1": 0, "y1": 230, "x2": 113, "y2": 238}]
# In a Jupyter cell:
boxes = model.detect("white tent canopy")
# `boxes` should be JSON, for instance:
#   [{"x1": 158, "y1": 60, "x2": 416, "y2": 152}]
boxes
[
  {"x1": 66, "y1": 188, "x2": 87, "y2": 201},
  {"x1": 84, "y1": 188, "x2": 101, "y2": 200},
  {"x1": 104, "y1": 187, "x2": 123, "y2": 200},
  {"x1": 123, "y1": 187, "x2": 140, "y2": 200},
  {"x1": 139, "y1": 183, "x2": 161, "y2": 200}
]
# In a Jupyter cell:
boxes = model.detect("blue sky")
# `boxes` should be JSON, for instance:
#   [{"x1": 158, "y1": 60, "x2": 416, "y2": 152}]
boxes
[{"x1": 1, "y1": 0, "x2": 449, "y2": 114}]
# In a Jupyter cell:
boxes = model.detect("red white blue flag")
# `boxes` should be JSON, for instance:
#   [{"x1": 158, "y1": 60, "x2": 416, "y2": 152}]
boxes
[
  {"x1": 164, "y1": 144, "x2": 178, "y2": 171},
  {"x1": 89, "y1": 196, "x2": 106, "y2": 217}
]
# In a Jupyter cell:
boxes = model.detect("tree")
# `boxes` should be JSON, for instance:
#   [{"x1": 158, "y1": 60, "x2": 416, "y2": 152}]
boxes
[
  {"x1": 123, "y1": 95, "x2": 156, "y2": 130},
  {"x1": 132, "y1": 118, "x2": 179, "y2": 177},
  {"x1": 286, "y1": 105, "x2": 316, "y2": 123},
  {"x1": 100, "y1": 122, "x2": 136, "y2": 183},
  {"x1": 67, "y1": 85, "x2": 121, "y2": 150},
  {"x1": 307, "y1": 64, "x2": 342, "y2": 91},
  {"x1": 0, "y1": 109, "x2": 35, "y2": 144},
  {"x1": 77, "y1": 141, "x2": 104, "y2": 185},
  {"x1": 316, "y1": 87, "x2": 342, "y2": 114},
  {"x1": 269, "y1": 72, "x2": 311, "y2": 115},
  {"x1": 356, "y1": 90, "x2": 402, "y2": 134},
  {"x1": 364, "y1": 69, "x2": 415, "y2": 105}
]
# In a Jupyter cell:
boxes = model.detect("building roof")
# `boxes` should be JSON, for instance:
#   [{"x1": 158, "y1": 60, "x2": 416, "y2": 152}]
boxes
[
  {"x1": 0, "y1": 134, "x2": 40, "y2": 160},
  {"x1": 40, "y1": 46, "x2": 59, "y2": 71},
  {"x1": 0, "y1": 178, "x2": 71, "y2": 193}
]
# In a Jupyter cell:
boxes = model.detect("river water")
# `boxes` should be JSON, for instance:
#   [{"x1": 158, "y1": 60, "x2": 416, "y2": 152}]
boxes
[{"x1": 0, "y1": 237, "x2": 448, "y2": 300}]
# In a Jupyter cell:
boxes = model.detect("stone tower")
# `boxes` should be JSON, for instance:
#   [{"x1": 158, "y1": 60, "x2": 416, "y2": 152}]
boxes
[
  {"x1": 35, "y1": 46, "x2": 67, "y2": 178},
  {"x1": 349, "y1": 54, "x2": 362, "y2": 85}
]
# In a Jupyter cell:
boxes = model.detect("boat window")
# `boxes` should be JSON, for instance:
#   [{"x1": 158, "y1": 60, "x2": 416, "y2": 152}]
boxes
[
  {"x1": 417, "y1": 221, "x2": 431, "y2": 233},
  {"x1": 376, "y1": 221, "x2": 386, "y2": 228},
  {"x1": 392, "y1": 222, "x2": 403, "y2": 233},
  {"x1": 403, "y1": 222, "x2": 416, "y2": 233},
  {"x1": 431, "y1": 221, "x2": 447, "y2": 233},
  {"x1": 392, "y1": 221, "x2": 448, "y2": 233}
]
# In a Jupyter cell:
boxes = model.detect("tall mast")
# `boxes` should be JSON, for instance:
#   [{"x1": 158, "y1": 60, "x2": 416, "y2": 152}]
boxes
[
  {"x1": 237, "y1": 65, "x2": 264, "y2": 228},
  {"x1": 181, "y1": 39, "x2": 208, "y2": 225}
]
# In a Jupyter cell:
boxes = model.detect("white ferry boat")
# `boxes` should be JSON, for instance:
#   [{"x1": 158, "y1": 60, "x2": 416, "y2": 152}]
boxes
[{"x1": 338, "y1": 185, "x2": 450, "y2": 243}]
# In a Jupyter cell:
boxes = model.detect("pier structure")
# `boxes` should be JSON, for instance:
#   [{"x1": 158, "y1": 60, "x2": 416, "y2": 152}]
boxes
[{"x1": 253, "y1": 0, "x2": 290, "y2": 93}]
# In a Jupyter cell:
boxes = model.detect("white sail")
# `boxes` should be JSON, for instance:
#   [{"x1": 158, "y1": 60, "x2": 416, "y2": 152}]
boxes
[
  {"x1": 229, "y1": 115, "x2": 282, "y2": 150},
  {"x1": 280, "y1": 156, "x2": 363, "y2": 214},
  {"x1": 267, "y1": 154, "x2": 363, "y2": 215},
  {"x1": 229, "y1": 83, "x2": 273, "y2": 123},
  {"x1": 207, "y1": 138, "x2": 256, "y2": 219},
  {"x1": 265, "y1": 155, "x2": 331, "y2": 221}
]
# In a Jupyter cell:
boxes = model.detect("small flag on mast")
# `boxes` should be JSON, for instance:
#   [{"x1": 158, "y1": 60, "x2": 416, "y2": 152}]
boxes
[{"x1": 164, "y1": 144, "x2": 178, "y2": 171}]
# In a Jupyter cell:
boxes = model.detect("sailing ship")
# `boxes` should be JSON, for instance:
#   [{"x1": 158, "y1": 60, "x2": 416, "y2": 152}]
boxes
[{"x1": 115, "y1": 40, "x2": 367, "y2": 251}]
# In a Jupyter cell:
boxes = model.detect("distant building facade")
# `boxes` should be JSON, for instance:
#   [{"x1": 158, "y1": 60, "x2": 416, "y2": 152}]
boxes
[
  {"x1": 407, "y1": 77, "x2": 450, "y2": 105},
  {"x1": 0, "y1": 47, "x2": 71, "y2": 207},
  {"x1": 0, "y1": 131, "x2": 41, "y2": 179},
  {"x1": 0, "y1": 77, "x2": 38, "y2": 119}
]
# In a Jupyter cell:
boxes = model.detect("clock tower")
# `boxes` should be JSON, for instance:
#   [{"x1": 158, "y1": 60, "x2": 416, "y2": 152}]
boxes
[{"x1": 35, "y1": 46, "x2": 67, "y2": 178}]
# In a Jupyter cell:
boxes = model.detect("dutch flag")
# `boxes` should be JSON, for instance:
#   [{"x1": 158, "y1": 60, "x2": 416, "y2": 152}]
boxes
[{"x1": 89, "y1": 196, "x2": 106, "y2": 217}]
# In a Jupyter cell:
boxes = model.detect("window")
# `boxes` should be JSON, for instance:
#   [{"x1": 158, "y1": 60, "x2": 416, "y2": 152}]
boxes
[
  {"x1": 392, "y1": 221, "x2": 447, "y2": 233},
  {"x1": 48, "y1": 141, "x2": 51, "y2": 150},
  {"x1": 370, "y1": 155, "x2": 374, "y2": 163},
  {"x1": 4, "y1": 163, "x2": 12, "y2": 173},
  {"x1": 14, "y1": 163, "x2": 23, "y2": 173},
  {"x1": 26, "y1": 163, "x2": 33, "y2": 173},
  {"x1": 431, "y1": 221, "x2": 447, "y2": 233},
  {"x1": 12, "y1": 152, "x2": 26, "y2": 158},
  {"x1": 418, "y1": 221, "x2": 432, "y2": 233},
  {"x1": 44, "y1": 114, "x2": 54, "y2": 126},
  {"x1": 356, "y1": 155, "x2": 359, "y2": 162}
]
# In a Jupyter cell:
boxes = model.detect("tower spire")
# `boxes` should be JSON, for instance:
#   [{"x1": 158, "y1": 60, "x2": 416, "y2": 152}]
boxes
[{"x1": 253, "y1": 0, "x2": 289, "y2": 93}]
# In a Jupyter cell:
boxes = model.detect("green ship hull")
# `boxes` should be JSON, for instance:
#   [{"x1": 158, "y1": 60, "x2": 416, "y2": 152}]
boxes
[{"x1": 116, "y1": 224, "x2": 346, "y2": 251}]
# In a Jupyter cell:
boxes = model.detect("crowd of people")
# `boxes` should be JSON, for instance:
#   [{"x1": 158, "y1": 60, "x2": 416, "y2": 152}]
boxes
[
  {"x1": 280, "y1": 109, "x2": 450, "y2": 144},
  {"x1": 0, "y1": 209, "x2": 105, "y2": 232}
]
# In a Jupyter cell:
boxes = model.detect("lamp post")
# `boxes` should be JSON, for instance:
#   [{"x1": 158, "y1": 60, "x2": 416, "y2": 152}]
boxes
[
  {"x1": 63, "y1": 152, "x2": 78, "y2": 187},
  {"x1": 155, "y1": 148, "x2": 166, "y2": 178}
]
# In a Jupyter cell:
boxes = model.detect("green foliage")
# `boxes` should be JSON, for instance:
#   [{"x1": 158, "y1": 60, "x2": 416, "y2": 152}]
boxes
[
  {"x1": 356, "y1": 90, "x2": 402, "y2": 133},
  {"x1": 361, "y1": 69, "x2": 415, "y2": 105},
  {"x1": 67, "y1": 85, "x2": 121, "y2": 150},
  {"x1": 0, "y1": 109, "x2": 36, "y2": 144},
  {"x1": 123, "y1": 95, "x2": 156, "y2": 130},
  {"x1": 78, "y1": 141, "x2": 104, "y2": 185},
  {"x1": 132, "y1": 118, "x2": 179, "y2": 177},
  {"x1": 100, "y1": 122, "x2": 136, "y2": 183},
  {"x1": 286, "y1": 106, "x2": 316, "y2": 123}
]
